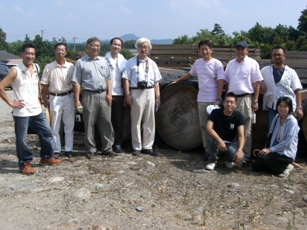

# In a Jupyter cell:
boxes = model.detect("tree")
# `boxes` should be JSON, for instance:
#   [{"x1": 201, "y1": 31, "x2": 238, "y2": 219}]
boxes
[
  {"x1": 0, "y1": 27, "x2": 7, "y2": 50},
  {"x1": 274, "y1": 24, "x2": 289, "y2": 41},
  {"x1": 123, "y1": 40, "x2": 136, "y2": 49},
  {"x1": 211, "y1": 23, "x2": 225, "y2": 35},
  {"x1": 120, "y1": 48, "x2": 134, "y2": 59},
  {"x1": 297, "y1": 7, "x2": 307, "y2": 34},
  {"x1": 173, "y1": 34, "x2": 191, "y2": 44}
]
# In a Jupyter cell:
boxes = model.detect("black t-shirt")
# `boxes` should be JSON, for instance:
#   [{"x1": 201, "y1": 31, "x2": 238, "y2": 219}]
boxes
[{"x1": 208, "y1": 109, "x2": 245, "y2": 142}]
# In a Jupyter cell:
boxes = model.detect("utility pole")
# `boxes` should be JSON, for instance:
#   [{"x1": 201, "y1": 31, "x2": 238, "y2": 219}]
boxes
[
  {"x1": 40, "y1": 29, "x2": 45, "y2": 39},
  {"x1": 73, "y1": 35, "x2": 77, "y2": 51}
]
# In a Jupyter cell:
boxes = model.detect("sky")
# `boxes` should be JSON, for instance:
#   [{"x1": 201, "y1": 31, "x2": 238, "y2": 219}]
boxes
[{"x1": 0, "y1": 0, "x2": 306, "y2": 43}]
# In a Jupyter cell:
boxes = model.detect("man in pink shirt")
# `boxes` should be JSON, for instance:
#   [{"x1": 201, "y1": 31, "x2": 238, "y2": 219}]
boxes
[
  {"x1": 225, "y1": 41, "x2": 263, "y2": 164},
  {"x1": 173, "y1": 40, "x2": 225, "y2": 157}
]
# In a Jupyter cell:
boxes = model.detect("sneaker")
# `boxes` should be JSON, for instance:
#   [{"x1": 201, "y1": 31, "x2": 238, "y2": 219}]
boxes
[
  {"x1": 226, "y1": 161, "x2": 234, "y2": 169},
  {"x1": 278, "y1": 164, "x2": 294, "y2": 178},
  {"x1": 53, "y1": 152, "x2": 61, "y2": 159},
  {"x1": 205, "y1": 162, "x2": 216, "y2": 170},
  {"x1": 40, "y1": 156, "x2": 61, "y2": 166},
  {"x1": 19, "y1": 162, "x2": 35, "y2": 175},
  {"x1": 64, "y1": 151, "x2": 73, "y2": 158},
  {"x1": 113, "y1": 145, "x2": 123, "y2": 153},
  {"x1": 132, "y1": 150, "x2": 141, "y2": 156}
]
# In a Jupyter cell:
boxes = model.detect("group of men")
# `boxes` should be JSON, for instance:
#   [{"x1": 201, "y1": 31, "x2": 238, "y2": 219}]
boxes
[
  {"x1": 0, "y1": 37, "x2": 303, "y2": 175},
  {"x1": 0, "y1": 36, "x2": 161, "y2": 175},
  {"x1": 174, "y1": 40, "x2": 303, "y2": 171}
]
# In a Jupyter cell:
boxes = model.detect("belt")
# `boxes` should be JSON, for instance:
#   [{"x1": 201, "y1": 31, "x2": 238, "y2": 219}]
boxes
[
  {"x1": 49, "y1": 90, "x2": 72, "y2": 96},
  {"x1": 130, "y1": 86, "x2": 154, "y2": 89},
  {"x1": 83, "y1": 89, "x2": 106, "y2": 93},
  {"x1": 235, "y1": 93, "x2": 251, "y2": 97}
]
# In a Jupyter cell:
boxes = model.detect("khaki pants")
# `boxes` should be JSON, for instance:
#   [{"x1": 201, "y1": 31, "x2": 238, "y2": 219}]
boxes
[
  {"x1": 130, "y1": 88, "x2": 155, "y2": 150},
  {"x1": 198, "y1": 102, "x2": 212, "y2": 151},
  {"x1": 235, "y1": 95, "x2": 252, "y2": 161}
]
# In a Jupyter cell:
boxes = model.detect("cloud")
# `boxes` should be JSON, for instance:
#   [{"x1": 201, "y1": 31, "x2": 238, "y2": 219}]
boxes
[
  {"x1": 0, "y1": 4, "x2": 4, "y2": 10},
  {"x1": 120, "y1": 5, "x2": 132, "y2": 14},
  {"x1": 12, "y1": 5, "x2": 24, "y2": 13}
]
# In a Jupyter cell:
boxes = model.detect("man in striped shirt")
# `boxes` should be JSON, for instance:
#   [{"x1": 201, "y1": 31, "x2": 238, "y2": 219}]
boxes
[{"x1": 172, "y1": 40, "x2": 225, "y2": 157}]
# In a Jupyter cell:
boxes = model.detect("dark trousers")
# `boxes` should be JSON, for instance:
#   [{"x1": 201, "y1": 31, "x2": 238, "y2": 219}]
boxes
[
  {"x1": 111, "y1": 96, "x2": 124, "y2": 146},
  {"x1": 252, "y1": 152, "x2": 293, "y2": 175}
]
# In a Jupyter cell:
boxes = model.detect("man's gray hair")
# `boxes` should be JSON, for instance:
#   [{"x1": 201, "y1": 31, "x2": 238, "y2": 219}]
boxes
[
  {"x1": 86, "y1": 36, "x2": 100, "y2": 45},
  {"x1": 135, "y1": 37, "x2": 152, "y2": 50}
]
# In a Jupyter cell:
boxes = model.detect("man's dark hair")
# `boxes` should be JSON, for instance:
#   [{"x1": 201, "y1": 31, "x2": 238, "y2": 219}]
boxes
[
  {"x1": 225, "y1": 92, "x2": 237, "y2": 101},
  {"x1": 271, "y1": 46, "x2": 286, "y2": 55},
  {"x1": 21, "y1": 43, "x2": 36, "y2": 52},
  {"x1": 54, "y1": 42, "x2": 67, "y2": 51},
  {"x1": 276, "y1": 96, "x2": 293, "y2": 114},
  {"x1": 198, "y1": 40, "x2": 213, "y2": 49},
  {"x1": 110, "y1": 37, "x2": 123, "y2": 46}
]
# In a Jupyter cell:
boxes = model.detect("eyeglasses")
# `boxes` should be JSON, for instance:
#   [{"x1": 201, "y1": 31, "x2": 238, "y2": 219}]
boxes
[{"x1": 272, "y1": 53, "x2": 284, "y2": 57}]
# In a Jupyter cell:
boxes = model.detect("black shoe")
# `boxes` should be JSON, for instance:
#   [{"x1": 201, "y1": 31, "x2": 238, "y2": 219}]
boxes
[
  {"x1": 64, "y1": 151, "x2": 73, "y2": 158},
  {"x1": 242, "y1": 161, "x2": 250, "y2": 168},
  {"x1": 53, "y1": 152, "x2": 61, "y2": 159},
  {"x1": 132, "y1": 150, "x2": 141, "y2": 156},
  {"x1": 86, "y1": 152, "x2": 95, "y2": 159},
  {"x1": 113, "y1": 145, "x2": 123, "y2": 153},
  {"x1": 142, "y1": 149, "x2": 162, "y2": 157}
]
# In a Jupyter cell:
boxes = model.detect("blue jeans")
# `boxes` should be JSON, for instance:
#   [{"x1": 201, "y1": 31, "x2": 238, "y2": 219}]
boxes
[
  {"x1": 207, "y1": 136, "x2": 239, "y2": 163},
  {"x1": 13, "y1": 112, "x2": 53, "y2": 166}
]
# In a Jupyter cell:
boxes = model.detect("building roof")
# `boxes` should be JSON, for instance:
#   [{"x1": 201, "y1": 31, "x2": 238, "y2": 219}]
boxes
[{"x1": 0, "y1": 51, "x2": 21, "y2": 63}]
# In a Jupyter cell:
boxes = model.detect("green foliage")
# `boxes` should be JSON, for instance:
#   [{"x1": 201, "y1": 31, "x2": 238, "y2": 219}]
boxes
[
  {"x1": 211, "y1": 23, "x2": 225, "y2": 35},
  {"x1": 120, "y1": 48, "x2": 134, "y2": 59},
  {"x1": 123, "y1": 40, "x2": 136, "y2": 49},
  {"x1": 297, "y1": 8, "x2": 307, "y2": 33},
  {"x1": 0, "y1": 27, "x2": 7, "y2": 50}
]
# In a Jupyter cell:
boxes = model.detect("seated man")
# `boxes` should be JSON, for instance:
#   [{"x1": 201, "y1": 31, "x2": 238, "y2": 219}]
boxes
[{"x1": 205, "y1": 92, "x2": 245, "y2": 170}]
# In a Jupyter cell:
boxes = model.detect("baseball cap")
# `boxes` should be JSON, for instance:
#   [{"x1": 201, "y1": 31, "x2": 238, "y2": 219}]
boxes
[{"x1": 235, "y1": 41, "x2": 248, "y2": 48}]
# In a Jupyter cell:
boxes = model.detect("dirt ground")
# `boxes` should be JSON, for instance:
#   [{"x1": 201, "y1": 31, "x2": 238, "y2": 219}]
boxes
[{"x1": 1, "y1": 90, "x2": 307, "y2": 230}]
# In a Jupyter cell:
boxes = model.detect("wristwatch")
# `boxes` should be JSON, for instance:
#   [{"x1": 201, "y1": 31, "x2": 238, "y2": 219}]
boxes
[
  {"x1": 296, "y1": 106, "x2": 302, "y2": 109},
  {"x1": 216, "y1": 97, "x2": 223, "y2": 101},
  {"x1": 253, "y1": 100, "x2": 258, "y2": 103}
]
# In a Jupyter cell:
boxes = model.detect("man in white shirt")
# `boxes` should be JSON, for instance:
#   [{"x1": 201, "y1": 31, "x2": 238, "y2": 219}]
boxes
[
  {"x1": 0, "y1": 43, "x2": 61, "y2": 175},
  {"x1": 41, "y1": 43, "x2": 75, "y2": 158},
  {"x1": 123, "y1": 38, "x2": 162, "y2": 156},
  {"x1": 225, "y1": 41, "x2": 263, "y2": 164},
  {"x1": 105, "y1": 37, "x2": 127, "y2": 153},
  {"x1": 260, "y1": 46, "x2": 303, "y2": 127}
]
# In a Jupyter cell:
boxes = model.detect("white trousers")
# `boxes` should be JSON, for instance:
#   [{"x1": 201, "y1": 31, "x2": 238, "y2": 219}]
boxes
[
  {"x1": 130, "y1": 88, "x2": 155, "y2": 150},
  {"x1": 49, "y1": 94, "x2": 75, "y2": 152}
]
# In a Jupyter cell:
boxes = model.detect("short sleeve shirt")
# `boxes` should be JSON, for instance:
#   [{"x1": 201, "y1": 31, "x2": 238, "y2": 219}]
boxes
[
  {"x1": 225, "y1": 56, "x2": 263, "y2": 94},
  {"x1": 41, "y1": 60, "x2": 74, "y2": 93},
  {"x1": 208, "y1": 109, "x2": 245, "y2": 141},
  {"x1": 189, "y1": 58, "x2": 225, "y2": 102},
  {"x1": 122, "y1": 56, "x2": 162, "y2": 87},
  {"x1": 72, "y1": 54, "x2": 110, "y2": 91}
]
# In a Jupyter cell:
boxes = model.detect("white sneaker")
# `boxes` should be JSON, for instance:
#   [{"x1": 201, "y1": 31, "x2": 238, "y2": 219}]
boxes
[
  {"x1": 225, "y1": 161, "x2": 234, "y2": 168},
  {"x1": 205, "y1": 162, "x2": 216, "y2": 170},
  {"x1": 278, "y1": 164, "x2": 294, "y2": 178}
]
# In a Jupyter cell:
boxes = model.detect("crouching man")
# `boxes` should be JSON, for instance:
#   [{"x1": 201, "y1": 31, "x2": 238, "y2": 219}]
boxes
[
  {"x1": 0, "y1": 43, "x2": 60, "y2": 175},
  {"x1": 205, "y1": 92, "x2": 244, "y2": 170}
]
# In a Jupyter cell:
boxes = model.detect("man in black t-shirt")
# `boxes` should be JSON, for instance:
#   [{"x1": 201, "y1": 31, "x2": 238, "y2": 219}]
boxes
[{"x1": 205, "y1": 92, "x2": 245, "y2": 170}]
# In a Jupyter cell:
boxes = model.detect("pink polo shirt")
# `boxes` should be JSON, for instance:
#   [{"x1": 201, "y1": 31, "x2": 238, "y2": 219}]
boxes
[
  {"x1": 189, "y1": 58, "x2": 225, "y2": 102},
  {"x1": 225, "y1": 55, "x2": 263, "y2": 94}
]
